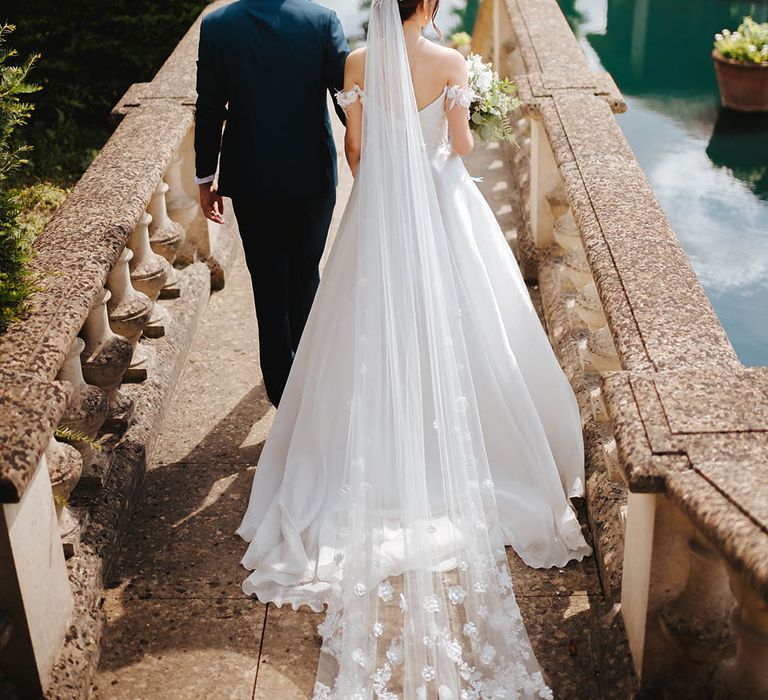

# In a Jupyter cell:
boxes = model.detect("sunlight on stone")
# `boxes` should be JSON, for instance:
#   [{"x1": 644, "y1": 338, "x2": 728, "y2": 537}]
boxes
[
  {"x1": 241, "y1": 407, "x2": 277, "y2": 451},
  {"x1": 562, "y1": 593, "x2": 591, "y2": 620},
  {"x1": 173, "y1": 473, "x2": 239, "y2": 528}
]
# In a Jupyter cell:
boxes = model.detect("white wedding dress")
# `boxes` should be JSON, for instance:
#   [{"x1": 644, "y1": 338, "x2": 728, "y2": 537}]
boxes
[{"x1": 238, "y1": 2, "x2": 590, "y2": 696}]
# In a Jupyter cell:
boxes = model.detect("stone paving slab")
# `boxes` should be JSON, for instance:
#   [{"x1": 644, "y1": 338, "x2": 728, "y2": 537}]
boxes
[{"x1": 93, "y1": 597, "x2": 265, "y2": 700}]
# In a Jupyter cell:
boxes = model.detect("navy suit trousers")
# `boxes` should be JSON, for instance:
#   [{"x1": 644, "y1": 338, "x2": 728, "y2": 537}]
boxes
[{"x1": 233, "y1": 193, "x2": 336, "y2": 406}]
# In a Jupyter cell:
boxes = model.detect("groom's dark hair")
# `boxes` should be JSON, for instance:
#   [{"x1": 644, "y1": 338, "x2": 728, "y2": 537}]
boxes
[{"x1": 399, "y1": 0, "x2": 441, "y2": 35}]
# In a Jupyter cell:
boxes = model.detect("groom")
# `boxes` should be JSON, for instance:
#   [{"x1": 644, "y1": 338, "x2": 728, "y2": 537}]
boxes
[{"x1": 194, "y1": 0, "x2": 349, "y2": 406}]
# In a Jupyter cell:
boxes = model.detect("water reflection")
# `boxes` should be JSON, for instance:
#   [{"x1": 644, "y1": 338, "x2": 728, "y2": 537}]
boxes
[
  {"x1": 707, "y1": 110, "x2": 768, "y2": 202},
  {"x1": 561, "y1": 0, "x2": 768, "y2": 366}
]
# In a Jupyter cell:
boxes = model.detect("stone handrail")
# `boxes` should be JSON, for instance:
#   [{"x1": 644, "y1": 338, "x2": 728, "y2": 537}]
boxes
[
  {"x1": 474, "y1": 0, "x2": 768, "y2": 696},
  {"x1": 0, "y1": 2, "x2": 238, "y2": 696}
]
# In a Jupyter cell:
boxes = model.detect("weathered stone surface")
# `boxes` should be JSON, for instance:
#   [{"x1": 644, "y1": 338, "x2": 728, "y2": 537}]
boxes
[{"x1": 0, "y1": 374, "x2": 71, "y2": 502}]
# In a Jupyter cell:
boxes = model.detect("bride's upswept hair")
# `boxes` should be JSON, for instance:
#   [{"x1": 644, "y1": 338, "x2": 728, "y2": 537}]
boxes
[{"x1": 398, "y1": 0, "x2": 441, "y2": 36}]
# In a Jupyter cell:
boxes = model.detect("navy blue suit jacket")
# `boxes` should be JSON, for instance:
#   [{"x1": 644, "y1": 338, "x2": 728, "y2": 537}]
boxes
[{"x1": 194, "y1": 0, "x2": 350, "y2": 201}]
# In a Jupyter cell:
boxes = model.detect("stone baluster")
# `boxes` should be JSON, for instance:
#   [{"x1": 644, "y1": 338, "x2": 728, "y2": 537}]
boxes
[
  {"x1": 165, "y1": 130, "x2": 209, "y2": 264},
  {"x1": 45, "y1": 436, "x2": 83, "y2": 558},
  {"x1": 714, "y1": 566, "x2": 768, "y2": 698},
  {"x1": 56, "y1": 337, "x2": 109, "y2": 516},
  {"x1": 659, "y1": 530, "x2": 735, "y2": 667},
  {"x1": 105, "y1": 248, "x2": 153, "y2": 382},
  {"x1": 80, "y1": 288, "x2": 134, "y2": 432},
  {"x1": 529, "y1": 118, "x2": 561, "y2": 249},
  {"x1": 127, "y1": 212, "x2": 170, "y2": 338},
  {"x1": 575, "y1": 282, "x2": 607, "y2": 331},
  {"x1": 562, "y1": 245, "x2": 592, "y2": 290},
  {"x1": 147, "y1": 180, "x2": 184, "y2": 299}
]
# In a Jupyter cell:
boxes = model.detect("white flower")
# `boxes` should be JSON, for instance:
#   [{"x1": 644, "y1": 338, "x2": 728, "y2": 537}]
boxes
[
  {"x1": 715, "y1": 33, "x2": 724, "y2": 41},
  {"x1": 463, "y1": 621, "x2": 479, "y2": 641},
  {"x1": 474, "y1": 580, "x2": 488, "y2": 593},
  {"x1": 448, "y1": 585, "x2": 467, "y2": 605},
  {"x1": 372, "y1": 622, "x2": 384, "y2": 637},
  {"x1": 378, "y1": 580, "x2": 394, "y2": 601},
  {"x1": 749, "y1": 44, "x2": 758, "y2": 53},
  {"x1": 479, "y1": 643, "x2": 496, "y2": 666},
  {"x1": 422, "y1": 665, "x2": 436, "y2": 682},
  {"x1": 423, "y1": 594, "x2": 442, "y2": 613},
  {"x1": 444, "y1": 638, "x2": 464, "y2": 662},
  {"x1": 372, "y1": 662, "x2": 392, "y2": 686},
  {"x1": 353, "y1": 581, "x2": 366, "y2": 596},
  {"x1": 386, "y1": 638, "x2": 404, "y2": 666},
  {"x1": 352, "y1": 648, "x2": 370, "y2": 668}
]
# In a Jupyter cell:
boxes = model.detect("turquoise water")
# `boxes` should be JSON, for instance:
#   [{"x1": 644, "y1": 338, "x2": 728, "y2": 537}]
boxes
[{"x1": 558, "y1": 0, "x2": 768, "y2": 366}]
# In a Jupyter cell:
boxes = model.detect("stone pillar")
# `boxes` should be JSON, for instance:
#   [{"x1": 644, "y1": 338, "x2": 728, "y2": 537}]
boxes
[
  {"x1": 147, "y1": 180, "x2": 184, "y2": 299},
  {"x1": 621, "y1": 492, "x2": 718, "y2": 691},
  {"x1": 106, "y1": 248, "x2": 153, "y2": 382},
  {"x1": 1, "y1": 453, "x2": 73, "y2": 695},
  {"x1": 80, "y1": 288, "x2": 133, "y2": 431},
  {"x1": 127, "y1": 212, "x2": 170, "y2": 338},
  {"x1": 714, "y1": 566, "x2": 768, "y2": 698}
]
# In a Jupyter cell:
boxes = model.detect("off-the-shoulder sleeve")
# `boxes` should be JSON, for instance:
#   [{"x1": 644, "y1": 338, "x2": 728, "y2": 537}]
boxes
[
  {"x1": 446, "y1": 85, "x2": 475, "y2": 110},
  {"x1": 336, "y1": 84, "x2": 364, "y2": 111}
]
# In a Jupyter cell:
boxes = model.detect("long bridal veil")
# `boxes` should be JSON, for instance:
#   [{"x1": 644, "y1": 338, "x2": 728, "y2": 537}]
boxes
[{"x1": 311, "y1": 1, "x2": 553, "y2": 697}]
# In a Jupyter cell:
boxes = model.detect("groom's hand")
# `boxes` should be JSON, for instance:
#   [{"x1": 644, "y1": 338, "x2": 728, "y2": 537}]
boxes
[{"x1": 199, "y1": 183, "x2": 225, "y2": 224}]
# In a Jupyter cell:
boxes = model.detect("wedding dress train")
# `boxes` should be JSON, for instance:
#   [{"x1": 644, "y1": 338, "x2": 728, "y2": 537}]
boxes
[{"x1": 238, "y1": 2, "x2": 590, "y2": 695}]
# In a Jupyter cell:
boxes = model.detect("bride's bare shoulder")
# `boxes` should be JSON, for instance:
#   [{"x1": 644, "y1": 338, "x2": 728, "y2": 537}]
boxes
[
  {"x1": 424, "y1": 43, "x2": 467, "y2": 79},
  {"x1": 345, "y1": 47, "x2": 366, "y2": 84}
]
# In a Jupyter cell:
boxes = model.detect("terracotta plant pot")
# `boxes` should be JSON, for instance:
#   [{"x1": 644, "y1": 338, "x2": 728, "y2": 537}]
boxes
[{"x1": 712, "y1": 50, "x2": 768, "y2": 112}]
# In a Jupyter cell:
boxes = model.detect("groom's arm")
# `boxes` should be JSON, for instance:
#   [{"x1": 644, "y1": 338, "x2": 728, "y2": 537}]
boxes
[
  {"x1": 194, "y1": 17, "x2": 227, "y2": 186},
  {"x1": 324, "y1": 11, "x2": 350, "y2": 125}
]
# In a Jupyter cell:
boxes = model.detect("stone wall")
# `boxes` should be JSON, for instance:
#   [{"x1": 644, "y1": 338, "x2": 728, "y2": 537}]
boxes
[
  {"x1": 0, "y1": 3, "x2": 238, "y2": 697},
  {"x1": 473, "y1": 0, "x2": 768, "y2": 696}
]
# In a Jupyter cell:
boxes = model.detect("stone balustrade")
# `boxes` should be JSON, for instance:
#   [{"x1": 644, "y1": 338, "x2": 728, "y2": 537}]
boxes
[
  {"x1": 474, "y1": 0, "x2": 768, "y2": 696},
  {"x1": 0, "y1": 2, "x2": 238, "y2": 696}
]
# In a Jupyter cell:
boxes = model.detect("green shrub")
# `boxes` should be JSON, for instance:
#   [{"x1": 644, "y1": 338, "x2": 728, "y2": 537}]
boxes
[
  {"x1": 0, "y1": 23, "x2": 39, "y2": 333},
  {"x1": 5, "y1": 0, "x2": 208, "y2": 186},
  {"x1": 715, "y1": 17, "x2": 768, "y2": 64},
  {"x1": 16, "y1": 181, "x2": 67, "y2": 240}
]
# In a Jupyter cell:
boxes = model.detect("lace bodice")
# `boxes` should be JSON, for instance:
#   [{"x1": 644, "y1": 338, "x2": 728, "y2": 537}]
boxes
[{"x1": 335, "y1": 84, "x2": 474, "y2": 153}]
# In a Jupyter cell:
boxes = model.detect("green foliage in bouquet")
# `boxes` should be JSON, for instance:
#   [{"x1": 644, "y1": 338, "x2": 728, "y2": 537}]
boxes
[
  {"x1": 466, "y1": 54, "x2": 520, "y2": 143},
  {"x1": 0, "y1": 24, "x2": 39, "y2": 334},
  {"x1": 715, "y1": 17, "x2": 768, "y2": 64}
]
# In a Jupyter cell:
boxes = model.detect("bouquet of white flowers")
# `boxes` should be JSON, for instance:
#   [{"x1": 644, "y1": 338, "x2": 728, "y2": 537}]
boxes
[{"x1": 464, "y1": 53, "x2": 520, "y2": 142}]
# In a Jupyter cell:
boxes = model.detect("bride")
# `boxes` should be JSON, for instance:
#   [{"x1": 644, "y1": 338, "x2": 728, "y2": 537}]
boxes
[{"x1": 238, "y1": 0, "x2": 591, "y2": 695}]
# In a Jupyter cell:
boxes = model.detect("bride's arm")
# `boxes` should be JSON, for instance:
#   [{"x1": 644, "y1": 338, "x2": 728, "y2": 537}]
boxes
[
  {"x1": 444, "y1": 50, "x2": 474, "y2": 156},
  {"x1": 341, "y1": 49, "x2": 365, "y2": 177}
]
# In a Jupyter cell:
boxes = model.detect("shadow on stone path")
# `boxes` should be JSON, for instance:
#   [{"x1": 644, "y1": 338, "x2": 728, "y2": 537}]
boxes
[{"x1": 93, "y1": 120, "x2": 633, "y2": 699}]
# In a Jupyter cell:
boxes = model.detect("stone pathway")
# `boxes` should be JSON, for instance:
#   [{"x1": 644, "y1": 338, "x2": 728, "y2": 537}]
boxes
[{"x1": 93, "y1": 119, "x2": 632, "y2": 699}]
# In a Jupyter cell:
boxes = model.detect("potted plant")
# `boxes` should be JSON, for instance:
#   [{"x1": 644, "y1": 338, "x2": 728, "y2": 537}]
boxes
[{"x1": 712, "y1": 17, "x2": 768, "y2": 112}]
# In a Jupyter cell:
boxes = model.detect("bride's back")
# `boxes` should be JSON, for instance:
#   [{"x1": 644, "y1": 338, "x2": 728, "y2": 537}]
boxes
[{"x1": 346, "y1": 39, "x2": 462, "y2": 111}]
